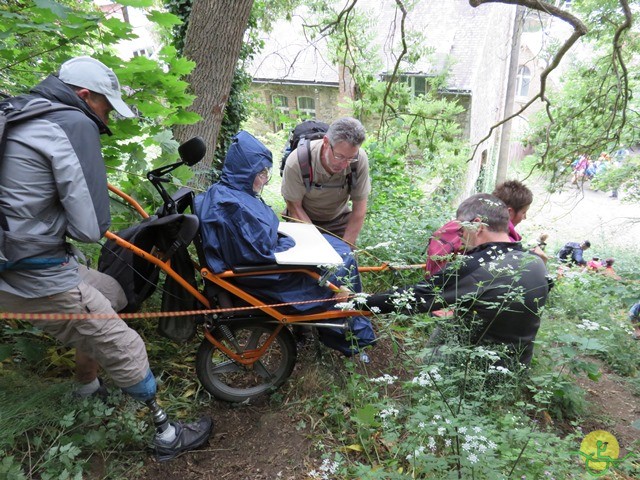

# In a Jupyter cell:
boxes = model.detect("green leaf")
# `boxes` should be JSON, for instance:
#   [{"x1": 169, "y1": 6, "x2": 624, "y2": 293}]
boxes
[
  {"x1": 33, "y1": 0, "x2": 69, "y2": 19},
  {"x1": 354, "y1": 404, "x2": 380, "y2": 427},
  {"x1": 101, "y1": 17, "x2": 134, "y2": 38},
  {"x1": 167, "y1": 56, "x2": 196, "y2": 76},
  {"x1": 146, "y1": 11, "x2": 182, "y2": 27},
  {"x1": 0, "y1": 344, "x2": 12, "y2": 362},
  {"x1": 14, "y1": 338, "x2": 46, "y2": 364},
  {"x1": 115, "y1": 0, "x2": 154, "y2": 7},
  {"x1": 167, "y1": 110, "x2": 201, "y2": 126},
  {"x1": 586, "y1": 370, "x2": 601, "y2": 381}
]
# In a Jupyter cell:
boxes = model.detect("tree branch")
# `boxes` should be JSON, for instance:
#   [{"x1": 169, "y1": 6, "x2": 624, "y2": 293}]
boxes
[
  {"x1": 378, "y1": 0, "x2": 409, "y2": 139},
  {"x1": 467, "y1": 0, "x2": 588, "y2": 164}
]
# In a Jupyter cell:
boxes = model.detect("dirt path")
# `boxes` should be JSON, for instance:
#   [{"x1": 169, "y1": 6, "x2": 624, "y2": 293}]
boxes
[
  {"x1": 574, "y1": 361, "x2": 640, "y2": 458},
  {"x1": 522, "y1": 176, "x2": 640, "y2": 251},
  {"x1": 141, "y1": 398, "x2": 313, "y2": 480},
  {"x1": 137, "y1": 340, "x2": 402, "y2": 479}
]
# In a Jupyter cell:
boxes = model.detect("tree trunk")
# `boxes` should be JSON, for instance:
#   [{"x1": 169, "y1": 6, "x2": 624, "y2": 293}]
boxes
[
  {"x1": 176, "y1": 0, "x2": 254, "y2": 185},
  {"x1": 495, "y1": 4, "x2": 525, "y2": 184}
]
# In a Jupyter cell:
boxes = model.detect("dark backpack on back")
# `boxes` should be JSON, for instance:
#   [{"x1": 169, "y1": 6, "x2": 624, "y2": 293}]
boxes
[
  {"x1": 280, "y1": 120, "x2": 328, "y2": 177},
  {"x1": 557, "y1": 243, "x2": 575, "y2": 262},
  {"x1": 280, "y1": 120, "x2": 359, "y2": 193}
]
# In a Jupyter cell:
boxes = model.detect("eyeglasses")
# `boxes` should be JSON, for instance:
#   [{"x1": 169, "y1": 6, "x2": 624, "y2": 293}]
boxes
[
  {"x1": 257, "y1": 168, "x2": 272, "y2": 181},
  {"x1": 329, "y1": 143, "x2": 360, "y2": 163}
]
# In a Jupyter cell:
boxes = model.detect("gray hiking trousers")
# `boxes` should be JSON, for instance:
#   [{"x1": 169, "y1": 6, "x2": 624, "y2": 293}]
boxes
[{"x1": 0, "y1": 268, "x2": 149, "y2": 388}]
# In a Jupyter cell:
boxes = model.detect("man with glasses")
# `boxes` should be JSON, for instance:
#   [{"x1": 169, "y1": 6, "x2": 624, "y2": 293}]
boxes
[{"x1": 281, "y1": 117, "x2": 371, "y2": 246}]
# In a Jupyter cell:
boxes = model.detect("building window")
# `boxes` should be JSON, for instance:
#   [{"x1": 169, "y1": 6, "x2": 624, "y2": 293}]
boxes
[
  {"x1": 515, "y1": 65, "x2": 531, "y2": 98},
  {"x1": 133, "y1": 47, "x2": 154, "y2": 58},
  {"x1": 381, "y1": 74, "x2": 430, "y2": 97},
  {"x1": 271, "y1": 95, "x2": 289, "y2": 131},
  {"x1": 398, "y1": 75, "x2": 427, "y2": 97},
  {"x1": 297, "y1": 96, "x2": 316, "y2": 119},
  {"x1": 271, "y1": 94, "x2": 289, "y2": 112}
]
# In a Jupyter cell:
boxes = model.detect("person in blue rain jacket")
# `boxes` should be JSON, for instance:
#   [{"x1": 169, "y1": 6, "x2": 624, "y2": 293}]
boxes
[{"x1": 195, "y1": 131, "x2": 375, "y2": 356}]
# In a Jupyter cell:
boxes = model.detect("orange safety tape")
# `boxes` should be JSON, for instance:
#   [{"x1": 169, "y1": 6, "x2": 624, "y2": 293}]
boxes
[{"x1": 0, "y1": 295, "x2": 365, "y2": 321}]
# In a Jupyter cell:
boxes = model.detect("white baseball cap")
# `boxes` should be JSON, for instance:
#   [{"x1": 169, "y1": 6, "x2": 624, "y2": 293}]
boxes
[{"x1": 59, "y1": 56, "x2": 136, "y2": 118}]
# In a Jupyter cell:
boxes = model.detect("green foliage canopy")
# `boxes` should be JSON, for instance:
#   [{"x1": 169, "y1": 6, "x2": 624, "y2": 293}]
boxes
[{"x1": 525, "y1": 0, "x2": 639, "y2": 191}]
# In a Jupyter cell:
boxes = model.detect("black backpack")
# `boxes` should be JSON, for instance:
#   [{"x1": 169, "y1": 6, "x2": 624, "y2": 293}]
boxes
[
  {"x1": 98, "y1": 214, "x2": 201, "y2": 341},
  {"x1": 557, "y1": 243, "x2": 579, "y2": 263},
  {"x1": 279, "y1": 120, "x2": 359, "y2": 193}
]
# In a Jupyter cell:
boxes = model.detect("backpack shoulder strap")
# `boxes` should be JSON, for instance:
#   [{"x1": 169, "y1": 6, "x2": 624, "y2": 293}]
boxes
[
  {"x1": 347, "y1": 162, "x2": 358, "y2": 191},
  {"x1": 298, "y1": 137, "x2": 313, "y2": 193}
]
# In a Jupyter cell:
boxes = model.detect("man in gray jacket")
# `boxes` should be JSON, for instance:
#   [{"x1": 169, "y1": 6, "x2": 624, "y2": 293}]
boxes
[{"x1": 0, "y1": 56, "x2": 212, "y2": 461}]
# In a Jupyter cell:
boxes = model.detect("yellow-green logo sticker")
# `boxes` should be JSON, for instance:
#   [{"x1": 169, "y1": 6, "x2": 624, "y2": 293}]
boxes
[{"x1": 577, "y1": 430, "x2": 633, "y2": 476}]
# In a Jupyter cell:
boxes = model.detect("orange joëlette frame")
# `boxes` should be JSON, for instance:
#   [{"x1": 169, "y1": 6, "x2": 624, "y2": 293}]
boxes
[{"x1": 106, "y1": 183, "x2": 390, "y2": 367}]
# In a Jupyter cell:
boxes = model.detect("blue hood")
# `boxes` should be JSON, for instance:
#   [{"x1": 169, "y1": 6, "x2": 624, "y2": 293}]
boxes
[{"x1": 220, "y1": 130, "x2": 273, "y2": 194}]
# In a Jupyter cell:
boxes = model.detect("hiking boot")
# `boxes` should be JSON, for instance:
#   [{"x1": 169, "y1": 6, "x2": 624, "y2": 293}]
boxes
[{"x1": 153, "y1": 417, "x2": 213, "y2": 462}]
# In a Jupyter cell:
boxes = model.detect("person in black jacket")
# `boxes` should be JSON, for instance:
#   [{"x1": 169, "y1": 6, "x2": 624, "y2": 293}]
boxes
[{"x1": 366, "y1": 193, "x2": 550, "y2": 366}]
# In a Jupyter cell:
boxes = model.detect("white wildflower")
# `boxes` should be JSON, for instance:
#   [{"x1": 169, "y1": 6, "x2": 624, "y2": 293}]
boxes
[
  {"x1": 576, "y1": 319, "x2": 602, "y2": 331},
  {"x1": 351, "y1": 292, "x2": 370, "y2": 305},
  {"x1": 310, "y1": 458, "x2": 340, "y2": 479},
  {"x1": 406, "y1": 445, "x2": 426, "y2": 461},
  {"x1": 371, "y1": 374, "x2": 398, "y2": 385},
  {"x1": 488, "y1": 365, "x2": 511, "y2": 375},
  {"x1": 319, "y1": 459, "x2": 339, "y2": 474},
  {"x1": 437, "y1": 426, "x2": 447, "y2": 436},
  {"x1": 468, "y1": 453, "x2": 479, "y2": 464},
  {"x1": 335, "y1": 301, "x2": 355, "y2": 310},
  {"x1": 379, "y1": 407, "x2": 399, "y2": 419},
  {"x1": 363, "y1": 241, "x2": 394, "y2": 251},
  {"x1": 412, "y1": 367, "x2": 441, "y2": 387},
  {"x1": 428, "y1": 436, "x2": 437, "y2": 452},
  {"x1": 430, "y1": 367, "x2": 443, "y2": 381}
]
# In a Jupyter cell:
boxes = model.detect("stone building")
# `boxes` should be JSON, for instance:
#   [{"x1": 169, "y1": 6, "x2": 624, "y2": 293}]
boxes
[{"x1": 247, "y1": 0, "x2": 521, "y2": 194}]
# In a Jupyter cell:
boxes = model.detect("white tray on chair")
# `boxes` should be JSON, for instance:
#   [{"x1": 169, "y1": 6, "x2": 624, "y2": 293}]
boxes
[{"x1": 274, "y1": 222, "x2": 344, "y2": 266}]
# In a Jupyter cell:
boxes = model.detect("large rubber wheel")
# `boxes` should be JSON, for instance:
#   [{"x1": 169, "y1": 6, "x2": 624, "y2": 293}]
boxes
[{"x1": 196, "y1": 323, "x2": 297, "y2": 403}]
